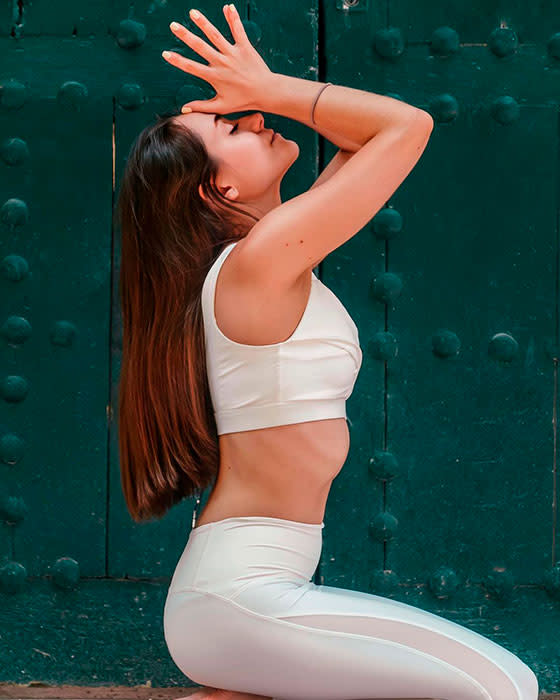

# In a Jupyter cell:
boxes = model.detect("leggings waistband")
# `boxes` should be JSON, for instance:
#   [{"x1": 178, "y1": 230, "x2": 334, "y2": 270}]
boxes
[
  {"x1": 190, "y1": 515, "x2": 325, "y2": 536},
  {"x1": 168, "y1": 515, "x2": 325, "y2": 595}
]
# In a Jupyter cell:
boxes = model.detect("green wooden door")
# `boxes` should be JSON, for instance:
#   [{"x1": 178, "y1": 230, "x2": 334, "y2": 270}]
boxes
[
  {"x1": 1, "y1": 0, "x2": 558, "y2": 693},
  {"x1": 320, "y1": 1, "x2": 560, "y2": 691}
]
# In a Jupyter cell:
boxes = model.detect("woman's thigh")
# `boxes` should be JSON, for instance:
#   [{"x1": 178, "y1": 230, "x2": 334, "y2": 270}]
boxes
[{"x1": 164, "y1": 583, "x2": 538, "y2": 700}]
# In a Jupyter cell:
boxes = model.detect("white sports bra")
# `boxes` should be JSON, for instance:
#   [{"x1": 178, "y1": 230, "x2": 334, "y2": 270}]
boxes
[{"x1": 201, "y1": 241, "x2": 362, "y2": 435}]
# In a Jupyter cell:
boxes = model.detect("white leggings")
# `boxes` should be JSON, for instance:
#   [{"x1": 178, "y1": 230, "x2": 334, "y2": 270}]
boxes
[{"x1": 163, "y1": 516, "x2": 538, "y2": 700}]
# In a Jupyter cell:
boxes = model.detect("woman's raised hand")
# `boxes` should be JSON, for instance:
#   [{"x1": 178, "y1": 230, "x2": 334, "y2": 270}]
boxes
[{"x1": 163, "y1": 4, "x2": 273, "y2": 115}]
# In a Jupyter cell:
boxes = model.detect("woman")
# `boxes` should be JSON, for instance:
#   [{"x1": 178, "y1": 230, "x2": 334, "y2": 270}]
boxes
[{"x1": 116, "y1": 4, "x2": 539, "y2": 699}]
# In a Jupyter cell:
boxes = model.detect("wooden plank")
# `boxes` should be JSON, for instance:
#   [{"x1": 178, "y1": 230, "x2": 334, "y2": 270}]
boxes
[{"x1": 0, "y1": 96, "x2": 112, "y2": 576}]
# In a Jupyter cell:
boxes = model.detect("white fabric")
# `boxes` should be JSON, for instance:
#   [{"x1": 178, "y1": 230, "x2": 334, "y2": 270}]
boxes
[
  {"x1": 164, "y1": 516, "x2": 539, "y2": 700},
  {"x1": 201, "y1": 241, "x2": 363, "y2": 435}
]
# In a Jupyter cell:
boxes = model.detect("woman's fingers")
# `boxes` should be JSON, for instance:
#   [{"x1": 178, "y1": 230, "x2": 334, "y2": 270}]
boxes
[
  {"x1": 161, "y1": 50, "x2": 212, "y2": 81},
  {"x1": 170, "y1": 21, "x2": 221, "y2": 65},
  {"x1": 188, "y1": 8, "x2": 234, "y2": 55},
  {"x1": 223, "y1": 4, "x2": 249, "y2": 46}
]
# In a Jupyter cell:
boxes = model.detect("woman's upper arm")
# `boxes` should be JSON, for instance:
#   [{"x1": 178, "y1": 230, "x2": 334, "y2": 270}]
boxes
[
  {"x1": 309, "y1": 149, "x2": 356, "y2": 191},
  {"x1": 238, "y1": 111, "x2": 434, "y2": 288}
]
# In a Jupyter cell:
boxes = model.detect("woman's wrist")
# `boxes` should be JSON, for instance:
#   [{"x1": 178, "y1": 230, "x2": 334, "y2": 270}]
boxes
[
  {"x1": 255, "y1": 73, "x2": 329, "y2": 123},
  {"x1": 251, "y1": 74, "x2": 358, "y2": 152}
]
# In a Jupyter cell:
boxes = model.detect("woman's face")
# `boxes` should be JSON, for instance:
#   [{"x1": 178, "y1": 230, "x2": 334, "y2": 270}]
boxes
[{"x1": 174, "y1": 110, "x2": 299, "y2": 219}]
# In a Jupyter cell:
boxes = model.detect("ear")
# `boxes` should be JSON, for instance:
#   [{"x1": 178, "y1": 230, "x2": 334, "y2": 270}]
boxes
[{"x1": 198, "y1": 183, "x2": 239, "y2": 202}]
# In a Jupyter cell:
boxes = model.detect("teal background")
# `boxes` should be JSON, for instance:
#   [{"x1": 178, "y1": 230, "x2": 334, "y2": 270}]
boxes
[{"x1": 1, "y1": 0, "x2": 559, "y2": 693}]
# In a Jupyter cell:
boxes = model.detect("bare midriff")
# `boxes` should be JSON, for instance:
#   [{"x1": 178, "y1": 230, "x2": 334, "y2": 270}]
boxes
[{"x1": 193, "y1": 416, "x2": 350, "y2": 528}]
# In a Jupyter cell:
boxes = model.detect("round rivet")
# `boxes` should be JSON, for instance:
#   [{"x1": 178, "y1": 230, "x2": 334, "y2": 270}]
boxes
[
  {"x1": 369, "y1": 511, "x2": 398, "y2": 542},
  {"x1": 51, "y1": 557, "x2": 80, "y2": 590},
  {"x1": 369, "y1": 331, "x2": 398, "y2": 361},
  {"x1": 430, "y1": 26, "x2": 460, "y2": 56},
  {"x1": 432, "y1": 329, "x2": 461, "y2": 358},
  {"x1": 117, "y1": 83, "x2": 145, "y2": 110},
  {"x1": 373, "y1": 27, "x2": 405, "y2": 59},
  {"x1": 370, "y1": 568, "x2": 400, "y2": 594},
  {"x1": 0, "y1": 560, "x2": 27, "y2": 594},
  {"x1": 0, "y1": 137, "x2": 30, "y2": 166},
  {"x1": 490, "y1": 96, "x2": 520, "y2": 125},
  {"x1": 0, "y1": 315, "x2": 32, "y2": 345},
  {"x1": 0, "y1": 494, "x2": 28, "y2": 524},
  {"x1": 1, "y1": 254, "x2": 29, "y2": 281},
  {"x1": 370, "y1": 272, "x2": 403, "y2": 305},
  {"x1": 368, "y1": 449, "x2": 399, "y2": 480},
  {"x1": 50, "y1": 320, "x2": 77, "y2": 347},
  {"x1": 0, "y1": 433, "x2": 26, "y2": 465},
  {"x1": 0, "y1": 79, "x2": 28, "y2": 109},
  {"x1": 488, "y1": 26, "x2": 518, "y2": 57},
  {"x1": 0, "y1": 375, "x2": 29, "y2": 403},
  {"x1": 57, "y1": 81, "x2": 89, "y2": 109},
  {"x1": 428, "y1": 565, "x2": 460, "y2": 599},
  {"x1": 428, "y1": 93, "x2": 459, "y2": 124},
  {"x1": 483, "y1": 565, "x2": 514, "y2": 600},
  {"x1": 115, "y1": 18, "x2": 147, "y2": 49},
  {"x1": 372, "y1": 207, "x2": 402, "y2": 240},
  {"x1": 0, "y1": 198, "x2": 29, "y2": 231},
  {"x1": 488, "y1": 332, "x2": 518, "y2": 363}
]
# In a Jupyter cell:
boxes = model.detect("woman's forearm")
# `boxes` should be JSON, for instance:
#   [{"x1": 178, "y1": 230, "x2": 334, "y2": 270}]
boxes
[
  {"x1": 298, "y1": 110, "x2": 363, "y2": 153},
  {"x1": 258, "y1": 74, "x2": 429, "y2": 148}
]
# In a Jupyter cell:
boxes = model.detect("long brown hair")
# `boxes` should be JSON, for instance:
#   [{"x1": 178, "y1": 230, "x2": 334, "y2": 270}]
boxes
[{"x1": 115, "y1": 110, "x2": 259, "y2": 523}]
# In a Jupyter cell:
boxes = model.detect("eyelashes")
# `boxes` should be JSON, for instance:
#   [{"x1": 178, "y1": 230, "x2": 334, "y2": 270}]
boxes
[{"x1": 230, "y1": 123, "x2": 239, "y2": 134}]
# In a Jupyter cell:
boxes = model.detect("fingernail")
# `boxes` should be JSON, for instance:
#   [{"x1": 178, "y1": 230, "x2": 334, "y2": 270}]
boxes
[
  {"x1": 170, "y1": 21, "x2": 181, "y2": 30},
  {"x1": 190, "y1": 9, "x2": 200, "y2": 19},
  {"x1": 181, "y1": 106, "x2": 193, "y2": 113},
  {"x1": 229, "y1": 4, "x2": 236, "y2": 10},
  {"x1": 162, "y1": 50, "x2": 171, "y2": 58}
]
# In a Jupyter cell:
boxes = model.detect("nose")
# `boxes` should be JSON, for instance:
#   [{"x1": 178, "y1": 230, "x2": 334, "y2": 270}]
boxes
[
  {"x1": 239, "y1": 112, "x2": 268, "y2": 137},
  {"x1": 249, "y1": 111, "x2": 265, "y2": 131}
]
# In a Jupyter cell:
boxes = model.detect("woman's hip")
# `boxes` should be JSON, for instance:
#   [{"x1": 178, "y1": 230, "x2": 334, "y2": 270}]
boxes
[{"x1": 166, "y1": 515, "x2": 325, "y2": 603}]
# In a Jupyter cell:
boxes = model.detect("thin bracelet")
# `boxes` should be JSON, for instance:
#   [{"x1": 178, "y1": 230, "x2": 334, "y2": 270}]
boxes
[{"x1": 311, "y1": 82, "x2": 332, "y2": 125}]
